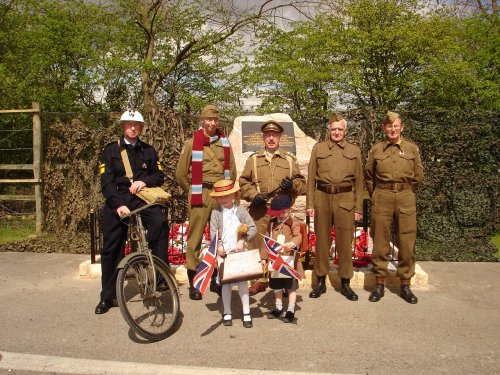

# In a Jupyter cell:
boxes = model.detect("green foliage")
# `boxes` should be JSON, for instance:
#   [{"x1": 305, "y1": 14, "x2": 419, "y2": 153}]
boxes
[
  {"x1": 246, "y1": 0, "x2": 500, "y2": 128},
  {"x1": 405, "y1": 110, "x2": 499, "y2": 261},
  {"x1": 416, "y1": 238, "x2": 497, "y2": 262}
]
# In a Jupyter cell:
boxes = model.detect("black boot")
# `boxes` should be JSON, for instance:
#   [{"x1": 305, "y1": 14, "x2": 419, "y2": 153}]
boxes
[
  {"x1": 309, "y1": 275, "x2": 327, "y2": 298},
  {"x1": 400, "y1": 284, "x2": 418, "y2": 304},
  {"x1": 341, "y1": 278, "x2": 358, "y2": 301},
  {"x1": 369, "y1": 283, "x2": 385, "y2": 302},
  {"x1": 187, "y1": 269, "x2": 202, "y2": 300}
]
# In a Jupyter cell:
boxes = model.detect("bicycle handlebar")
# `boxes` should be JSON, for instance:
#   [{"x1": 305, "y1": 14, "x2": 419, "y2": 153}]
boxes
[{"x1": 119, "y1": 201, "x2": 165, "y2": 220}]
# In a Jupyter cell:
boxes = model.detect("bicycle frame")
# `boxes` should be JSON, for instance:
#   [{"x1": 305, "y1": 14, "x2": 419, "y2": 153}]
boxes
[{"x1": 116, "y1": 203, "x2": 178, "y2": 291}]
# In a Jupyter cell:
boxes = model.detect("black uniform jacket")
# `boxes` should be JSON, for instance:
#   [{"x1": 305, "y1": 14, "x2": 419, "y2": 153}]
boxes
[{"x1": 100, "y1": 137, "x2": 164, "y2": 210}]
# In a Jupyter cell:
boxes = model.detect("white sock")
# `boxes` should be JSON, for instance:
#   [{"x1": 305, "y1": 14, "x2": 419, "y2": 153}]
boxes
[
  {"x1": 222, "y1": 284, "x2": 232, "y2": 316},
  {"x1": 287, "y1": 304, "x2": 295, "y2": 313}
]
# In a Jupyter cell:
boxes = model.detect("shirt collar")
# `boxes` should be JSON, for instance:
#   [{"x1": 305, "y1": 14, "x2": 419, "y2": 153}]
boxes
[
  {"x1": 120, "y1": 137, "x2": 142, "y2": 149},
  {"x1": 383, "y1": 137, "x2": 404, "y2": 151},
  {"x1": 327, "y1": 139, "x2": 346, "y2": 149}
]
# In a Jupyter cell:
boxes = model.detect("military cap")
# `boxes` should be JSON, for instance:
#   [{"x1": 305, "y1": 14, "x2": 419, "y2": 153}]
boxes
[
  {"x1": 261, "y1": 120, "x2": 284, "y2": 133},
  {"x1": 328, "y1": 112, "x2": 344, "y2": 124},
  {"x1": 200, "y1": 104, "x2": 220, "y2": 119},
  {"x1": 383, "y1": 111, "x2": 400, "y2": 124}
]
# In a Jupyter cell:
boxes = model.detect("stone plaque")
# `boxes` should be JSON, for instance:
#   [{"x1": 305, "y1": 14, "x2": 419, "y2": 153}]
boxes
[{"x1": 241, "y1": 121, "x2": 296, "y2": 154}]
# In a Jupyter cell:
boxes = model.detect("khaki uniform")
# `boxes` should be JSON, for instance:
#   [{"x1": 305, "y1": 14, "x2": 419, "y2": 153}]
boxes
[
  {"x1": 175, "y1": 138, "x2": 236, "y2": 271},
  {"x1": 365, "y1": 137, "x2": 424, "y2": 279},
  {"x1": 306, "y1": 139, "x2": 364, "y2": 279},
  {"x1": 239, "y1": 149, "x2": 306, "y2": 250}
]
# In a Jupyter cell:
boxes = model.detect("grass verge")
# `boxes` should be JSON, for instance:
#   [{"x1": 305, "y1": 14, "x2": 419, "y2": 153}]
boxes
[{"x1": 0, "y1": 220, "x2": 36, "y2": 244}]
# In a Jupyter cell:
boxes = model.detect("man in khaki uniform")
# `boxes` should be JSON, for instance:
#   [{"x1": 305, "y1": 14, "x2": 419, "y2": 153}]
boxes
[
  {"x1": 365, "y1": 111, "x2": 424, "y2": 304},
  {"x1": 239, "y1": 120, "x2": 306, "y2": 295},
  {"x1": 176, "y1": 105, "x2": 236, "y2": 300},
  {"x1": 306, "y1": 113, "x2": 364, "y2": 301}
]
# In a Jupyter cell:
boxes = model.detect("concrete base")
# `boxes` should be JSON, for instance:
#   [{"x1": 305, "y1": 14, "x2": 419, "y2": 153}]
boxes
[
  {"x1": 80, "y1": 259, "x2": 428, "y2": 290},
  {"x1": 78, "y1": 256, "x2": 103, "y2": 280},
  {"x1": 302, "y1": 261, "x2": 428, "y2": 290}
]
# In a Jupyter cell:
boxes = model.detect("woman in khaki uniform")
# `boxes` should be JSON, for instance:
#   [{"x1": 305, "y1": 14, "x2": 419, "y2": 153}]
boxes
[{"x1": 365, "y1": 111, "x2": 424, "y2": 304}]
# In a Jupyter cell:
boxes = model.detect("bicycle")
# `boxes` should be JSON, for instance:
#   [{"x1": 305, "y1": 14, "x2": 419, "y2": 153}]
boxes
[{"x1": 115, "y1": 202, "x2": 180, "y2": 341}]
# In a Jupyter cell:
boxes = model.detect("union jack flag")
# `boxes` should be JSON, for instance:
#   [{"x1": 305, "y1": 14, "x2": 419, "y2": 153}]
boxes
[
  {"x1": 193, "y1": 234, "x2": 218, "y2": 295},
  {"x1": 262, "y1": 234, "x2": 302, "y2": 280}
]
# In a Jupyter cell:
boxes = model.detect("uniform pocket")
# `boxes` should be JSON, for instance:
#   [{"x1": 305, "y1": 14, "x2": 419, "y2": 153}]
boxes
[
  {"x1": 339, "y1": 201, "x2": 355, "y2": 212},
  {"x1": 336, "y1": 201, "x2": 355, "y2": 229},
  {"x1": 399, "y1": 205, "x2": 417, "y2": 233}
]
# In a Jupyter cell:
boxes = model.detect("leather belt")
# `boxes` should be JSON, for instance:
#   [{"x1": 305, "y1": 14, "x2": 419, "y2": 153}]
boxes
[
  {"x1": 202, "y1": 182, "x2": 214, "y2": 189},
  {"x1": 316, "y1": 181, "x2": 353, "y2": 194},
  {"x1": 376, "y1": 182, "x2": 412, "y2": 191}
]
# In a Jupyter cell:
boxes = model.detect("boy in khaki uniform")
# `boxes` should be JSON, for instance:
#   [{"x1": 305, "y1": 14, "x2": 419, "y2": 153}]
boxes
[
  {"x1": 365, "y1": 111, "x2": 424, "y2": 304},
  {"x1": 306, "y1": 113, "x2": 364, "y2": 301},
  {"x1": 239, "y1": 120, "x2": 306, "y2": 295},
  {"x1": 175, "y1": 105, "x2": 236, "y2": 300}
]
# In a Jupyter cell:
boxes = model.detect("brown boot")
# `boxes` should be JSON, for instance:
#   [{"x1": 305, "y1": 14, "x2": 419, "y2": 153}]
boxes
[{"x1": 248, "y1": 280, "x2": 268, "y2": 296}]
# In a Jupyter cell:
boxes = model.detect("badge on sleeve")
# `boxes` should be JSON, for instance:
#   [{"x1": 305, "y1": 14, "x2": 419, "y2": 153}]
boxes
[{"x1": 99, "y1": 163, "x2": 105, "y2": 174}]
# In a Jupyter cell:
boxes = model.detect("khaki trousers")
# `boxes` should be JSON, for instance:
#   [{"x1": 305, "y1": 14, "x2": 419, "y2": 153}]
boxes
[
  {"x1": 370, "y1": 188, "x2": 416, "y2": 279},
  {"x1": 313, "y1": 190, "x2": 355, "y2": 279},
  {"x1": 186, "y1": 188, "x2": 218, "y2": 271}
]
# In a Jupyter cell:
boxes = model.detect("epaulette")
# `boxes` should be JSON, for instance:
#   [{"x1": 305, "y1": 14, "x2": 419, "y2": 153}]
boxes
[
  {"x1": 105, "y1": 140, "x2": 119, "y2": 148},
  {"x1": 283, "y1": 150, "x2": 297, "y2": 160},
  {"x1": 347, "y1": 140, "x2": 361, "y2": 148},
  {"x1": 402, "y1": 137, "x2": 417, "y2": 146}
]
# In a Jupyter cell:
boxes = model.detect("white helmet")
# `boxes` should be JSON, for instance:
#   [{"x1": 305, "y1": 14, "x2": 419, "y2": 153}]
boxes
[{"x1": 120, "y1": 110, "x2": 144, "y2": 123}]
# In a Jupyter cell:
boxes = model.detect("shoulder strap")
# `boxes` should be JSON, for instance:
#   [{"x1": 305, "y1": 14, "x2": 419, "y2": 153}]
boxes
[
  {"x1": 205, "y1": 144, "x2": 224, "y2": 170},
  {"x1": 118, "y1": 140, "x2": 133, "y2": 181},
  {"x1": 284, "y1": 153, "x2": 293, "y2": 178},
  {"x1": 252, "y1": 154, "x2": 261, "y2": 194}
]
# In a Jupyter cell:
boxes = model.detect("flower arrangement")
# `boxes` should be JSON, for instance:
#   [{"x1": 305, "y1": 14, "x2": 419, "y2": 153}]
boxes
[
  {"x1": 167, "y1": 223, "x2": 212, "y2": 265},
  {"x1": 299, "y1": 225, "x2": 372, "y2": 269}
]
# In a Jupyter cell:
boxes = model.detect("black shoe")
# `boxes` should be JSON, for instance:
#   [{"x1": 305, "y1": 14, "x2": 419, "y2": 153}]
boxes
[
  {"x1": 95, "y1": 299, "x2": 113, "y2": 314},
  {"x1": 369, "y1": 283, "x2": 385, "y2": 302},
  {"x1": 400, "y1": 284, "x2": 418, "y2": 304},
  {"x1": 309, "y1": 276, "x2": 327, "y2": 298},
  {"x1": 283, "y1": 311, "x2": 295, "y2": 323},
  {"x1": 210, "y1": 280, "x2": 222, "y2": 296},
  {"x1": 341, "y1": 278, "x2": 358, "y2": 301},
  {"x1": 267, "y1": 308, "x2": 283, "y2": 319},
  {"x1": 222, "y1": 314, "x2": 232, "y2": 326},
  {"x1": 242, "y1": 314, "x2": 253, "y2": 328},
  {"x1": 189, "y1": 286, "x2": 202, "y2": 300}
]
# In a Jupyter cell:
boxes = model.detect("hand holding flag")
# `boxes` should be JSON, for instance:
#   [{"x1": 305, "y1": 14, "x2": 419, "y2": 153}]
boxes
[
  {"x1": 262, "y1": 234, "x2": 302, "y2": 280},
  {"x1": 193, "y1": 234, "x2": 218, "y2": 295}
]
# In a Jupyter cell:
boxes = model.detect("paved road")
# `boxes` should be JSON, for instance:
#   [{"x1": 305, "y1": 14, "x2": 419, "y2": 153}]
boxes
[{"x1": 0, "y1": 252, "x2": 499, "y2": 375}]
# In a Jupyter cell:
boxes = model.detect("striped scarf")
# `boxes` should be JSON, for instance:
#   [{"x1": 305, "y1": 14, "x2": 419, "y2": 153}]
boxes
[{"x1": 191, "y1": 128, "x2": 231, "y2": 206}]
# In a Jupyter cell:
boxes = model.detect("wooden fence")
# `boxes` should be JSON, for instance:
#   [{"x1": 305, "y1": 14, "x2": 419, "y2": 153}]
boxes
[{"x1": 0, "y1": 102, "x2": 44, "y2": 235}]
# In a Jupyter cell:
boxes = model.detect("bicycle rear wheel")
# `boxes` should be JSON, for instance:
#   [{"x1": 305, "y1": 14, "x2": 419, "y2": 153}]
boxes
[{"x1": 116, "y1": 254, "x2": 180, "y2": 341}]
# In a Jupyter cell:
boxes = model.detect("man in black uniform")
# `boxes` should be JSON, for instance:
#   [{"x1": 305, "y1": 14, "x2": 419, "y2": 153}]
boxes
[{"x1": 95, "y1": 110, "x2": 168, "y2": 314}]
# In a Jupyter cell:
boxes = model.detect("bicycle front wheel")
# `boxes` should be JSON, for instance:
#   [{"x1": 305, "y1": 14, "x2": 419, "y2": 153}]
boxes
[{"x1": 116, "y1": 254, "x2": 180, "y2": 341}]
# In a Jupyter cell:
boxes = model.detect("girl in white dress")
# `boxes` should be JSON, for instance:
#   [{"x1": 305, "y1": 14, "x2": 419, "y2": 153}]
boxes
[{"x1": 209, "y1": 180, "x2": 257, "y2": 328}]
